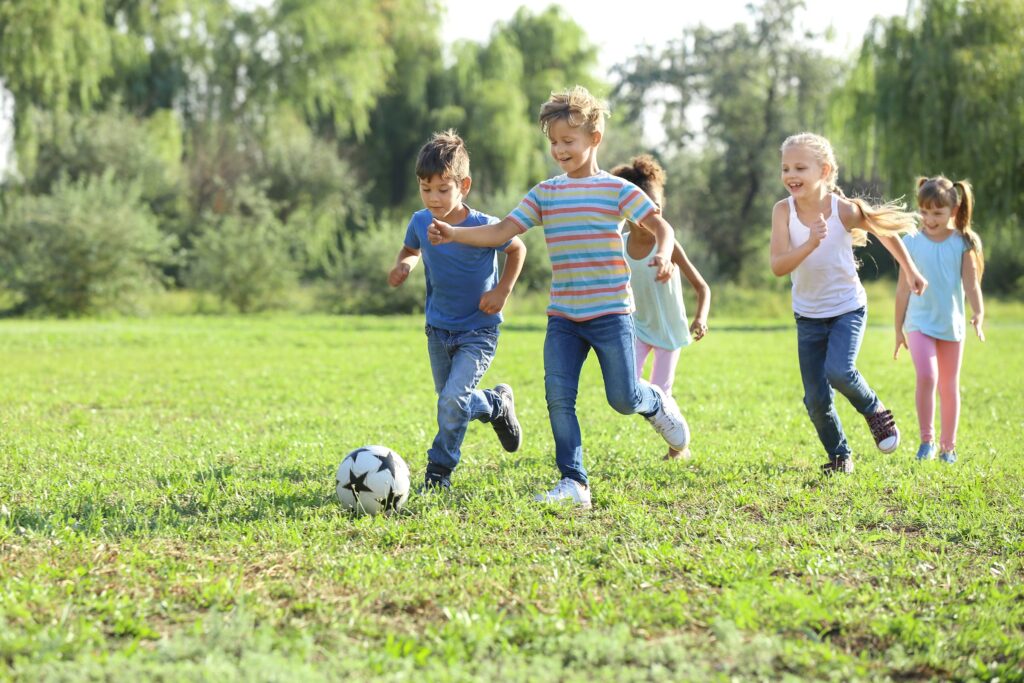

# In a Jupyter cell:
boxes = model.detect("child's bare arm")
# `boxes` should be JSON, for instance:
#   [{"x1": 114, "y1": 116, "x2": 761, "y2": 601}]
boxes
[
  {"x1": 963, "y1": 250, "x2": 985, "y2": 341},
  {"x1": 637, "y1": 213, "x2": 676, "y2": 282},
  {"x1": 429, "y1": 217, "x2": 522, "y2": 247},
  {"x1": 893, "y1": 273, "x2": 911, "y2": 359},
  {"x1": 388, "y1": 245, "x2": 420, "y2": 287},
  {"x1": 479, "y1": 237, "x2": 527, "y2": 315},
  {"x1": 770, "y1": 200, "x2": 821, "y2": 276},
  {"x1": 672, "y1": 241, "x2": 710, "y2": 340}
]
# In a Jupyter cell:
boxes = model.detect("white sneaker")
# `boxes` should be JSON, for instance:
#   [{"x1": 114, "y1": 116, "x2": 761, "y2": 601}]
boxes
[
  {"x1": 533, "y1": 478, "x2": 592, "y2": 509},
  {"x1": 645, "y1": 386, "x2": 690, "y2": 450}
]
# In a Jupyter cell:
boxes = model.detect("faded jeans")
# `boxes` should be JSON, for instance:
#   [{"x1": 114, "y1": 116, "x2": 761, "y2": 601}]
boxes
[
  {"x1": 795, "y1": 306, "x2": 882, "y2": 459},
  {"x1": 425, "y1": 325, "x2": 500, "y2": 475},
  {"x1": 544, "y1": 314, "x2": 662, "y2": 485}
]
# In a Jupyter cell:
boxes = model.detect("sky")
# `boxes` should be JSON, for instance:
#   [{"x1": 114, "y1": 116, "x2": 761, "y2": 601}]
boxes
[{"x1": 441, "y1": 0, "x2": 909, "y2": 76}]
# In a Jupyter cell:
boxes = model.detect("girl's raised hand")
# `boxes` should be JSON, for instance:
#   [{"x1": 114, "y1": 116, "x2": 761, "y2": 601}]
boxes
[
  {"x1": 427, "y1": 219, "x2": 454, "y2": 245},
  {"x1": 971, "y1": 312, "x2": 986, "y2": 342},
  {"x1": 808, "y1": 213, "x2": 828, "y2": 246},
  {"x1": 648, "y1": 254, "x2": 675, "y2": 283},
  {"x1": 893, "y1": 329, "x2": 908, "y2": 360},
  {"x1": 906, "y1": 269, "x2": 928, "y2": 296}
]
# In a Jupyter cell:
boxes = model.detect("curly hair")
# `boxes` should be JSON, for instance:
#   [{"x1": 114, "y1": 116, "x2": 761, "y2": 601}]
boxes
[
  {"x1": 539, "y1": 85, "x2": 609, "y2": 135},
  {"x1": 610, "y1": 154, "x2": 666, "y2": 205}
]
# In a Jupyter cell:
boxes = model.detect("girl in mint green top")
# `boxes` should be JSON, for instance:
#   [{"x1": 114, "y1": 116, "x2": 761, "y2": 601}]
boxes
[
  {"x1": 895, "y1": 176, "x2": 985, "y2": 464},
  {"x1": 613, "y1": 155, "x2": 711, "y2": 459}
]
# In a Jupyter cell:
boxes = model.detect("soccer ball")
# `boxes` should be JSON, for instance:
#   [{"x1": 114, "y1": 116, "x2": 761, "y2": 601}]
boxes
[{"x1": 335, "y1": 445, "x2": 410, "y2": 515}]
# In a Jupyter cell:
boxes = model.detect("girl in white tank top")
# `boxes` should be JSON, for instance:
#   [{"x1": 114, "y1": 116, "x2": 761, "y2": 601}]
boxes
[{"x1": 770, "y1": 133, "x2": 927, "y2": 473}]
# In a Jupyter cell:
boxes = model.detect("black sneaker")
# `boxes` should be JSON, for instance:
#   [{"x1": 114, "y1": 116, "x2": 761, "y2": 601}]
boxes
[
  {"x1": 418, "y1": 473, "x2": 451, "y2": 494},
  {"x1": 821, "y1": 456, "x2": 854, "y2": 475},
  {"x1": 490, "y1": 384, "x2": 522, "y2": 452}
]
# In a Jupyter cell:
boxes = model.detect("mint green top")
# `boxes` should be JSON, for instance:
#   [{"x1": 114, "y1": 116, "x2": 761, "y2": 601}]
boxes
[
  {"x1": 624, "y1": 233, "x2": 692, "y2": 351},
  {"x1": 903, "y1": 231, "x2": 967, "y2": 342}
]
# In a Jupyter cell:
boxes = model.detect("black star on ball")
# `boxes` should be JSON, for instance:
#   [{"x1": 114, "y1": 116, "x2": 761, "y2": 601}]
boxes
[
  {"x1": 378, "y1": 485, "x2": 404, "y2": 511},
  {"x1": 340, "y1": 469, "x2": 373, "y2": 495},
  {"x1": 374, "y1": 449, "x2": 399, "y2": 478}
]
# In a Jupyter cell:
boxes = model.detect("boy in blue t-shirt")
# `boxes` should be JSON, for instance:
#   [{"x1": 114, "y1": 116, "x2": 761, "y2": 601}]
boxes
[{"x1": 389, "y1": 130, "x2": 527, "y2": 490}]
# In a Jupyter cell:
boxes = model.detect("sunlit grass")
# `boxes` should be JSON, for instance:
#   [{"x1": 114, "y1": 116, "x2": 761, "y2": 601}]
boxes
[{"x1": 0, "y1": 313, "x2": 1021, "y2": 681}]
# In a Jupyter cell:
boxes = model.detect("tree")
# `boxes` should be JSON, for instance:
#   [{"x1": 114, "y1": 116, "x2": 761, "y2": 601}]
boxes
[
  {"x1": 833, "y1": 0, "x2": 1024, "y2": 291},
  {"x1": 612, "y1": 0, "x2": 841, "y2": 281}
]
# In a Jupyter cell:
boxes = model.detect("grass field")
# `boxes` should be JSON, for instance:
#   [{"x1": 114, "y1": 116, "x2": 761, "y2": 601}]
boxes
[{"x1": 1, "y1": 311, "x2": 1022, "y2": 681}]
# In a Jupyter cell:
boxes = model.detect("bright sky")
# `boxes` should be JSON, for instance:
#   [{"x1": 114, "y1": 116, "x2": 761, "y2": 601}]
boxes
[{"x1": 441, "y1": 0, "x2": 908, "y2": 76}]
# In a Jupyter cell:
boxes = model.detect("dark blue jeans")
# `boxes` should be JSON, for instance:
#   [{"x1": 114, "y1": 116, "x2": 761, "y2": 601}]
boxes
[
  {"x1": 425, "y1": 325, "x2": 500, "y2": 474},
  {"x1": 544, "y1": 314, "x2": 662, "y2": 485},
  {"x1": 795, "y1": 306, "x2": 882, "y2": 459}
]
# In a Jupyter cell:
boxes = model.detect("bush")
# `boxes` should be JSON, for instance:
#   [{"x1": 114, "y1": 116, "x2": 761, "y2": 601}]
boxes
[
  {"x1": 187, "y1": 185, "x2": 297, "y2": 312},
  {"x1": 0, "y1": 175, "x2": 175, "y2": 316},
  {"x1": 319, "y1": 219, "x2": 426, "y2": 315}
]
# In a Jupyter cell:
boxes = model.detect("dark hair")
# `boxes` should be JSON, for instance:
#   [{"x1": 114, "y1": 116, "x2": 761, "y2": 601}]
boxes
[
  {"x1": 415, "y1": 129, "x2": 470, "y2": 181},
  {"x1": 610, "y1": 154, "x2": 666, "y2": 205}
]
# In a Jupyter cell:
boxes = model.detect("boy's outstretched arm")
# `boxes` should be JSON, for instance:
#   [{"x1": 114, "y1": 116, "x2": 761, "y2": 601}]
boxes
[
  {"x1": 638, "y1": 213, "x2": 676, "y2": 282},
  {"x1": 672, "y1": 241, "x2": 711, "y2": 340},
  {"x1": 479, "y1": 236, "x2": 527, "y2": 314},
  {"x1": 389, "y1": 245, "x2": 420, "y2": 287},
  {"x1": 429, "y1": 217, "x2": 522, "y2": 247}
]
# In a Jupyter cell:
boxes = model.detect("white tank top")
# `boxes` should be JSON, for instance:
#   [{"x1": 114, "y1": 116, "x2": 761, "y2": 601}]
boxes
[{"x1": 788, "y1": 194, "x2": 866, "y2": 318}]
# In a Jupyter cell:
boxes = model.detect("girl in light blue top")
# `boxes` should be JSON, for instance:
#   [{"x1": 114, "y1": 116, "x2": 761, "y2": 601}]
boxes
[
  {"x1": 612, "y1": 155, "x2": 711, "y2": 460},
  {"x1": 895, "y1": 176, "x2": 985, "y2": 464}
]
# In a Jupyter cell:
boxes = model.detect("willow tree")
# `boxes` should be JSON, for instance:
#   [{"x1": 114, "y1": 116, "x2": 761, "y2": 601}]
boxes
[{"x1": 833, "y1": 0, "x2": 1024, "y2": 290}]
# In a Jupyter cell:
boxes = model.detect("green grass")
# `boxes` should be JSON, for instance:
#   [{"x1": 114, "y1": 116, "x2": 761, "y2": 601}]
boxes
[{"x1": 1, "y1": 312, "x2": 1022, "y2": 681}]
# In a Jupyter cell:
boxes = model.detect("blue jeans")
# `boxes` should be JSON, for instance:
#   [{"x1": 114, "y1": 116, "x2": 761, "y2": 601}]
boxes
[
  {"x1": 795, "y1": 307, "x2": 881, "y2": 459},
  {"x1": 425, "y1": 325, "x2": 500, "y2": 475},
  {"x1": 544, "y1": 314, "x2": 662, "y2": 485}
]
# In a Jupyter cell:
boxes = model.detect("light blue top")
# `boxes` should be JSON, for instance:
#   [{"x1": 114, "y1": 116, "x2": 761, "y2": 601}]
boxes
[
  {"x1": 623, "y1": 233, "x2": 691, "y2": 351},
  {"x1": 404, "y1": 206, "x2": 510, "y2": 331},
  {"x1": 903, "y1": 231, "x2": 967, "y2": 342}
]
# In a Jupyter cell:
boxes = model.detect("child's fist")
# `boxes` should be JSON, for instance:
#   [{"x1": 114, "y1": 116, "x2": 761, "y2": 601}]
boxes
[
  {"x1": 690, "y1": 317, "x2": 707, "y2": 341},
  {"x1": 808, "y1": 213, "x2": 828, "y2": 245},
  {"x1": 388, "y1": 263, "x2": 410, "y2": 287},
  {"x1": 971, "y1": 312, "x2": 985, "y2": 341}
]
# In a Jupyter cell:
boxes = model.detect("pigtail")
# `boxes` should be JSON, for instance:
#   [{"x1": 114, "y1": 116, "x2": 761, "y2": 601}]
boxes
[{"x1": 953, "y1": 180, "x2": 984, "y2": 279}]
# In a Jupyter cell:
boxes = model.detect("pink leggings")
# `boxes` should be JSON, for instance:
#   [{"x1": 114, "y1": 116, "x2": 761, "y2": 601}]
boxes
[
  {"x1": 907, "y1": 331, "x2": 964, "y2": 451},
  {"x1": 635, "y1": 339, "x2": 681, "y2": 395}
]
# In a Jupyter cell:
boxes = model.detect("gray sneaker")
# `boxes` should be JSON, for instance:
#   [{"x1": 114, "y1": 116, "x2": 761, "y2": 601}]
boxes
[
  {"x1": 644, "y1": 386, "x2": 690, "y2": 450},
  {"x1": 533, "y1": 477, "x2": 592, "y2": 509}
]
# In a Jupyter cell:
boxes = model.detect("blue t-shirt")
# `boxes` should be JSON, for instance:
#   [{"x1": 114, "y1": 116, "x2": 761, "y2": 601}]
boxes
[
  {"x1": 903, "y1": 231, "x2": 967, "y2": 341},
  {"x1": 404, "y1": 206, "x2": 511, "y2": 331}
]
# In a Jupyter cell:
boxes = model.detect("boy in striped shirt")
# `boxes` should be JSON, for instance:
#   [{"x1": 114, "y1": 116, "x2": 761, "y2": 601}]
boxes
[{"x1": 428, "y1": 86, "x2": 689, "y2": 508}]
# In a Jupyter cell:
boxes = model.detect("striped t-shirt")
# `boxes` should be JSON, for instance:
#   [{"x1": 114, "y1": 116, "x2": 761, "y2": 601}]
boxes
[{"x1": 507, "y1": 171, "x2": 658, "y2": 321}]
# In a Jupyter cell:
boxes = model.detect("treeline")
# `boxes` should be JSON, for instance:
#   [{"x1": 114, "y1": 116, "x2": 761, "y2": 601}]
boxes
[{"x1": 0, "y1": 0, "x2": 1020, "y2": 316}]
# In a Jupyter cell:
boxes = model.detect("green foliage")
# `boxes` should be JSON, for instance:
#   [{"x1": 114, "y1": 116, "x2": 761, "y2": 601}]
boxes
[
  {"x1": 833, "y1": 0, "x2": 1024, "y2": 292},
  {"x1": 320, "y1": 219, "x2": 426, "y2": 315},
  {"x1": 24, "y1": 106, "x2": 185, "y2": 221},
  {"x1": 187, "y1": 184, "x2": 297, "y2": 312},
  {"x1": 613, "y1": 0, "x2": 841, "y2": 282},
  {"x1": 0, "y1": 174, "x2": 174, "y2": 316},
  {"x1": 0, "y1": 0, "x2": 114, "y2": 112}
]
